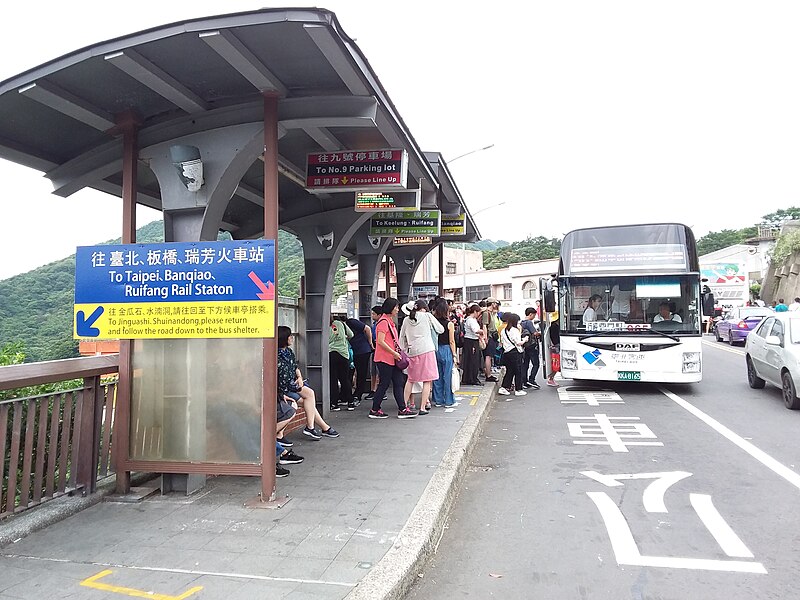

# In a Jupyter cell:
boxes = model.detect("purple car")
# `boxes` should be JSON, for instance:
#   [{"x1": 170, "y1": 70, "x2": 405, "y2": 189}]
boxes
[{"x1": 715, "y1": 306, "x2": 773, "y2": 345}]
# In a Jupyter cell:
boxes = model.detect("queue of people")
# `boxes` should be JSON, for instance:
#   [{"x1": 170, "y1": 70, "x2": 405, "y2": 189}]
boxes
[{"x1": 273, "y1": 295, "x2": 553, "y2": 476}]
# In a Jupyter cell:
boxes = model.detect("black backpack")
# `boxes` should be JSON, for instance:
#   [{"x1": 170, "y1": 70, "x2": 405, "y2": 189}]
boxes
[{"x1": 455, "y1": 317, "x2": 466, "y2": 348}]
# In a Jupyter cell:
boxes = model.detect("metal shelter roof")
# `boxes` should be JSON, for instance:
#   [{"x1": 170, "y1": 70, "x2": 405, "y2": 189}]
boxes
[{"x1": 0, "y1": 8, "x2": 479, "y2": 247}]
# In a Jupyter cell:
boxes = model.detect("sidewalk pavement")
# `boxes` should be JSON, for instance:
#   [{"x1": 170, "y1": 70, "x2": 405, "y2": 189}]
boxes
[{"x1": 0, "y1": 381, "x2": 498, "y2": 600}]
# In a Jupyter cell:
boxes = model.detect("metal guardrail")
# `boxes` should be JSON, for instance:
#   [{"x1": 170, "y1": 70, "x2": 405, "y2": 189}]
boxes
[{"x1": 0, "y1": 355, "x2": 119, "y2": 519}]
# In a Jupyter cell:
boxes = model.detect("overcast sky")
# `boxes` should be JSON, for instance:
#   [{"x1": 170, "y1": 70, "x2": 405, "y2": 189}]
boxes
[{"x1": 2, "y1": 1, "x2": 799, "y2": 280}]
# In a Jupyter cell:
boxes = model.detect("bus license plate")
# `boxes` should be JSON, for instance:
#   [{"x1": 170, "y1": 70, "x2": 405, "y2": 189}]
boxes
[{"x1": 618, "y1": 371, "x2": 641, "y2": 381}]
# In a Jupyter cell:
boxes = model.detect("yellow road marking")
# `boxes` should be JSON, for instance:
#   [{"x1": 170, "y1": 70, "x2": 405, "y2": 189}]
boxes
[
  {"x1": 80, "y1": 569, "x2": 203, "y2": 600},
  {"x1": 455, "y1": 389, "x2": 481, "y2": 405}
]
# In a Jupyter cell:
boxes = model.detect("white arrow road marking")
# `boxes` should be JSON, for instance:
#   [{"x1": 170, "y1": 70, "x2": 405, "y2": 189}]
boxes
[
  {"x1": 587, "y1": 492, "x2": 767, "y2": 574},
  {"x1": 690, "y1": 493, "x2": 754, "y2": 558},
  {"x1": 581, "y1": 471, "x2": 692, "y2": 513},
  {"x1": 659, "y1": 386, "x2": 800, "y2": 491}
]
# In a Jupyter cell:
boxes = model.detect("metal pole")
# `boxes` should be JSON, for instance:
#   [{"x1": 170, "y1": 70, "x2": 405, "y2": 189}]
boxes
[
  {"x1": 261, "y1": 93, "x2": 279, "y2": 502},
  {"x1": 461, "y1": 242, "x2": 467, "y2": 303},
  {"x1": 114, "y1": 112, "x2": 139, "y2": 495},
  {"x1": 438, "y1": 243, "x2": 445, "y2": 298}
]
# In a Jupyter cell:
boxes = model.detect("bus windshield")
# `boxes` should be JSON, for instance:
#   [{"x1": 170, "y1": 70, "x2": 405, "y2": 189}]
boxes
[{"x1": 559, "y1": 274, "x2": 702, "y2": 335}]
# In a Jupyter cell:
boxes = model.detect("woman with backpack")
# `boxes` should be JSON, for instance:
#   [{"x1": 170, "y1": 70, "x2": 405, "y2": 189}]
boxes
[{"x1": 498, "y1": 312, "x2": 527, "y2": 396}]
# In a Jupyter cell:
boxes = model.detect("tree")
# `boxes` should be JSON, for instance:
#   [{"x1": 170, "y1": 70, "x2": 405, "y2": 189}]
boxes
[
  {"x1": 696, "y1": 229, "x2": 755, "y2": 256},
  {"x1": 760, "y1": 207, "x2": 800, "y2": 227}
]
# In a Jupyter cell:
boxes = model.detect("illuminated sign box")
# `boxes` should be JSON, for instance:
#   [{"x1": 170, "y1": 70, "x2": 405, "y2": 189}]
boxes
[
  {"x1": 355, "y1": 189, "x2": 421, "y2": 212},
  {"x1": 369, "y1": 210, "x2": 441, "y2": 237},
  {"x1": 441, "y1": 214, "x2": 466, "y2": 236},
  {"x1": 306, "y1": 148, "x2": 408, "y2": 191}
]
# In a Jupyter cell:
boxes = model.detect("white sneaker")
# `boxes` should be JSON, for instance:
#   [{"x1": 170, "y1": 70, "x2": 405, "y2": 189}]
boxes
[
  {"x1": 514, "y1": 390, "x2": 527, "y2": 396},
  {"x1": 498, "y1": 387, "x2": 511, "y2": 395}
]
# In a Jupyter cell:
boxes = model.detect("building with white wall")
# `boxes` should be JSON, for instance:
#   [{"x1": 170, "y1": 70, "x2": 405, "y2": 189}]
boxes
[{"x1": 345, "y1": 246, "x2": 558, "y2": 314}]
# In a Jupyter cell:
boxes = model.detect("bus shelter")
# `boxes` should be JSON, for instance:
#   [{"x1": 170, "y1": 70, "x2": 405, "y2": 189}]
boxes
[{"x1": 0, "y1": 8, "x2": 479, "y2": 501}]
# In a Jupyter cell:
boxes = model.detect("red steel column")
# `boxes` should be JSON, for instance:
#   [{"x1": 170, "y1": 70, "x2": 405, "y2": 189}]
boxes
[
  {"x1": 115, "y1": 112, "x2": 139, "y2": 494},
  {"x1": 262, "y1": 94, "x2": 280, "y2": 501}
]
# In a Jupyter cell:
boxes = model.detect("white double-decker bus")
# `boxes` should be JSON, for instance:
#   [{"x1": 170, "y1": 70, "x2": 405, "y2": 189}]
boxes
[{"x1": 555, "y1": 223, "x2": 702, "y2": 383}]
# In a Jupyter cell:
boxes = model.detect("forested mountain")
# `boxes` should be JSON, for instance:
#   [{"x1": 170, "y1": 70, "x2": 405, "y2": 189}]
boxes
[{"x1": 482, "y1": 236, "x2": 561, "y2": 269}]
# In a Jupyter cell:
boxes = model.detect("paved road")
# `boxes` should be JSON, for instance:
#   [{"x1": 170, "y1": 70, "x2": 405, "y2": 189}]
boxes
[{"x1": 406, "y1": 336, "x2": 800, "y2": 599}]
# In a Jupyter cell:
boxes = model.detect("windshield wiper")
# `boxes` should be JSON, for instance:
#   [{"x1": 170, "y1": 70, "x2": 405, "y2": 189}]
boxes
[{"x1": 645, "y1": 328, "x2": 681, "y2": 343}]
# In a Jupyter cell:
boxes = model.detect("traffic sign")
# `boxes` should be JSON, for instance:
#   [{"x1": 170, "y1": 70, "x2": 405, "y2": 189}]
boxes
[
  {"x1": 369, "y1": 210, "x2": 441, "y2": 236},
  {"x1": 73, "y1": 240, "x2": 276, "y2": 340},
  {"x1": 441, "y1": 214, "x2": 466, "y2": 236},
  {"x1": 306, "y1": 148, "x2": 408, "y2": 191}
]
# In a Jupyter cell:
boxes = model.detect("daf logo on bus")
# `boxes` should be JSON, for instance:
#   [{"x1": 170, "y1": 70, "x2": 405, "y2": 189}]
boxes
[{"x1": 615, "y1": 343, "x2": 641, "y2": 352}]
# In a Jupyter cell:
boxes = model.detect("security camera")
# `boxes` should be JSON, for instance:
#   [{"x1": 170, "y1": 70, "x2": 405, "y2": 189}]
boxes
[
  {"x1": 403, "y1": 258, "x2": 415, "y2": 267},
  {"x1": 169, "y1": 145, "x2": 204, "y2": 192},
  {"x1": 367, "y1": 235, "x2": 381, "y2": 250},
  {"x1": 315, "y1": 227, "x2": 334, "y2": 251}
]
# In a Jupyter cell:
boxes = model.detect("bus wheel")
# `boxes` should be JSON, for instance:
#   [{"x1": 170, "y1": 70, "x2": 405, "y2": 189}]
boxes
[
  {"x1": 782, "y1": 371, "x2": 800, "y2": 410},
  {"x1": 746, "y1": 357, "x2": 765, "y2": 389}
]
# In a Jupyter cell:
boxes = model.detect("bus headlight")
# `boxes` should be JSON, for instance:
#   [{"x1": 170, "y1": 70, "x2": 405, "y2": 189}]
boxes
[
  {"x1": 682, "y1": 352, "x2": 701, "y2": 373},
  {"x1": 562, "y1": 349, "x2": 577, "y2": 370}
]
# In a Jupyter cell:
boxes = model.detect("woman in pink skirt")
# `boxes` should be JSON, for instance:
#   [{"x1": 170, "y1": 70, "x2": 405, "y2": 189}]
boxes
[{"x1": 399, "y1": 299, "x2": 444, "y2": 415}]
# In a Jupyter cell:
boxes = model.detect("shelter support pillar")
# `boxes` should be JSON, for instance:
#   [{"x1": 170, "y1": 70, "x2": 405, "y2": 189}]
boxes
[
  {"x1": 387, "y1": 246, "x2": 436, "y2": 306},
  {"x1": 356, "y1": 228, "x2": 393, "y2": 321},
  {"x1": 135, "y1": 123, "x2": 265, "y2": 495},
  {"x1": 287, "y1": 210, "x2": 370, "y2": 418},
  {"x1": 113, "y1": 111, "x2": 140, "y2": 495}
]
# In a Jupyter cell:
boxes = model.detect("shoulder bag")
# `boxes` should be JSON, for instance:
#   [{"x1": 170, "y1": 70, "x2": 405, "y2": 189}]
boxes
[{"x1": 383, "y1": 317, "x2": 410, "y2": 370}]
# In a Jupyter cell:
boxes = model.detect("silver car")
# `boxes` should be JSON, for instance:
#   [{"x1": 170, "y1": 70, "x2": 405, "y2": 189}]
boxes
[{"x1": 745, "y1": 312, "x2": 800, "y2": 409}]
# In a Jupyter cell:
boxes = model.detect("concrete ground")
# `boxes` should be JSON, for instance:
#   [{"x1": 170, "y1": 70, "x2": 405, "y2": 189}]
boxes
[{"x1": 0, "y1": 381, "x2": 496, "y2": 600}]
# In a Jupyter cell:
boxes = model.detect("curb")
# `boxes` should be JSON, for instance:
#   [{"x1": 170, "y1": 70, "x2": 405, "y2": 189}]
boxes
[
  {"x1": 344, "y1": 382, "x2": 496, "y2": 600},
  {"x1": 0, "y1": 472, "x2": 156, "y2": 549}
]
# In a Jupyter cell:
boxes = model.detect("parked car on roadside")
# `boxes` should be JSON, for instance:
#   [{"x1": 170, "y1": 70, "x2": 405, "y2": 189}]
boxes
[
  {"x1": 715, "y1": 306, "x2": 772, "y2": 345},
  {"x1": 745, "y1": 312, "x2": 800, "y2": 409}
]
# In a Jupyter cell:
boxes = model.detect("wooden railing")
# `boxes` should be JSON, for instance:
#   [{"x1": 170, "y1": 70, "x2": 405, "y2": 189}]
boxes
[{"x1": 0, "y1": 355, "x2": 119, "y2": 519}]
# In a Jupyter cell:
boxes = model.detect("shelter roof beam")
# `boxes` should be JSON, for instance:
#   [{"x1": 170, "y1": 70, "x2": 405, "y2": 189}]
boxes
[
  {"x1": 304, "y1": 126, "x2": 343, "y2": 152},
  {"x1": 303, "y1": 24, "x2": 370, "y2": 96},
  {"x1": 235, "y1": 182, "x2": 264, "y2": 207},
  {"x1": 374, "y1": 108, "x2": 438, "y2": 193},
  {"x1": 0, "y1": 135, "x2": 58, "y2": 172},
  {"x1": 92, "y1": 179, "x2": 161, "y2": 211},
  {"x1": 199, "y1": 30, "x2": 288, "y2": 96},
  {"x1": 18, "y1": 81, "x2": 116, "y2": 131},
  {"x1": 104, "y1": 49, "x2": 209, "y2": 114},
  {"x1": 46, "y1": 97, "x2": 374, "y2": 197}
]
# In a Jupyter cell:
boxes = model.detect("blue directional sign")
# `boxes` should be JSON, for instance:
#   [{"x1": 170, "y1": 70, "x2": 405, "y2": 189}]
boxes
[{"x1": 74, "y1": 240, "x2": 276, "y2": 339}]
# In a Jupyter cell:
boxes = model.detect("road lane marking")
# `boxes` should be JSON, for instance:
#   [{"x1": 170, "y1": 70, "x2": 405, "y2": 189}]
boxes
[
  {"x1": 658, "y1": 386, "x2": 800, "y2": 491},
  {"x1": 702, "y1": 339, "x2": 745, "y2": 356},
  {"x1": 690, "y1": 494, "x2": 754, "y2": 558},
  {"x1": 80, "y1": 569, "x2": 202, "y2": 599},
  {"x1": 587, "y1": 492, "x2": 767, "y2": 574},
  {"x1": 568, "y1": 414, "x2": 663, "y2": 452},
  {"x1": 581, "y1": 471, "x2": 692, "y2": 513}
]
